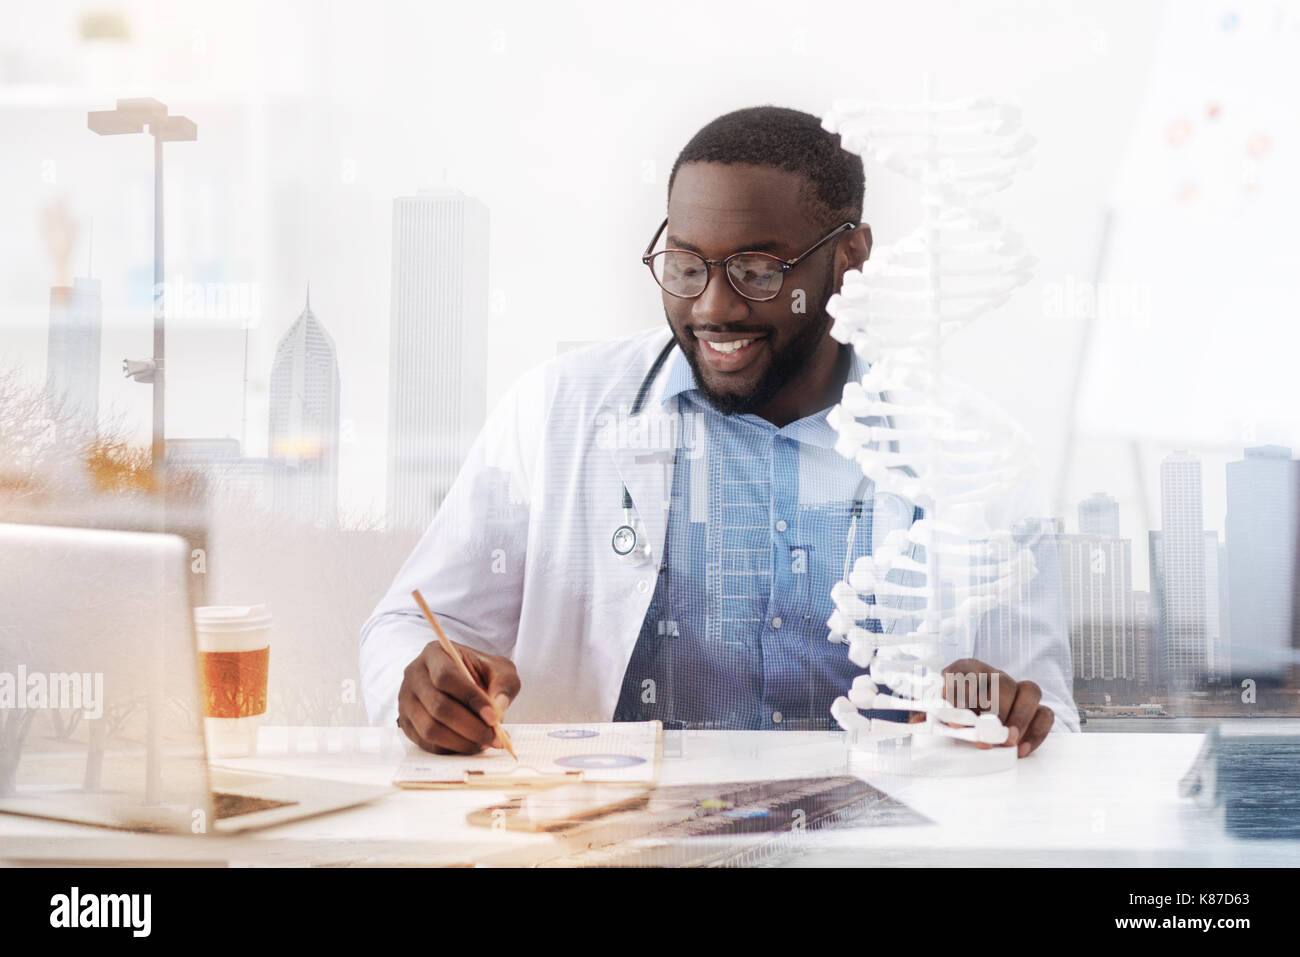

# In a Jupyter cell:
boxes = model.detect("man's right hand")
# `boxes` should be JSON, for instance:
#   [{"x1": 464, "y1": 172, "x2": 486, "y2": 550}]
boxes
[{"x1": 397, "y1": 640, "x2": 521, "y2": 754}]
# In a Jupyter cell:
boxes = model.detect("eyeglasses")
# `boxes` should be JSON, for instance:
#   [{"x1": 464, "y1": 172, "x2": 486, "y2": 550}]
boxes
[{"x1": 641, "y1": 218, "x2": 856, "y2": 302}]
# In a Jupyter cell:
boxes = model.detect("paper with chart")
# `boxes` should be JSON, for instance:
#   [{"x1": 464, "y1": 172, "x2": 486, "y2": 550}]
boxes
[{"x1": 394, "y1": 721, "x2": 662, "y2": 787}]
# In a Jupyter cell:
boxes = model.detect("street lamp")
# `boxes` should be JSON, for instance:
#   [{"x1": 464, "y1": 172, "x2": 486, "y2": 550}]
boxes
[{"x1": 88, "y1": 97, "x2": 197, "y2": 481}]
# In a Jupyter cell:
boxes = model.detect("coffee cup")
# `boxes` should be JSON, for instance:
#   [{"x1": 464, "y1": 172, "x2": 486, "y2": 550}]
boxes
[{"x1": 194, "y1": 604, "x2": 271, "y2": 757}]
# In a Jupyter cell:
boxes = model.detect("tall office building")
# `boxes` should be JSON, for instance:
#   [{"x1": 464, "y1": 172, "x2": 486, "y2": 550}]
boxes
[
  {"x1": 984, "y1": 517, "x2": 1062, "y2": 670},
  {"x1": 1158, "y1": 452, "x2": 1209, "y2": 688},
  {"x1": 1053, "y1": 526, "x2": 1138, "y2": 695},
  {"x1": 1225, "y1": 445, "x2": 1297, "y2": 681},
  {"x1": 1293, "y1": 468, "x2": 1300, "y2": 683},
  {"x1": 1218, "y1": 537, "x2": 1231, "y2": 680},
  {"x1": 1078, "y1": 492, "x2": 1121, "y2": 538},
  {"x1": 44, "y1": 276, "x2": 102, "y2": 438},
  {"x1": 1133, "y1": 590, "x2": 1155, "y2": 690},
  {"x1": 1148, "y1": 530, "x2": 1165, "y2": 687},
  {"x1": 268, "y1": 290, "x2": 341, "y2": 526},
  {"x1": 386, "y1": 189, "x2": 489, "y2": 530},
  {"x1": 1203, "y1": 530, "x2": 1224, "y2": 681}
]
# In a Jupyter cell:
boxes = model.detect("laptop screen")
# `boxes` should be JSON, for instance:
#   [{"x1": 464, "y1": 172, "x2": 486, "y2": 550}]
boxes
[{"x1": 0, "y1": 522, "x2": 212, "y2": 832}]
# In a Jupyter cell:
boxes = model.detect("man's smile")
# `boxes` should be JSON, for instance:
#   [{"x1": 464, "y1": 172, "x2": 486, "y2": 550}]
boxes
[{"x1": 692, "y1": 330, "x2": 770, "y2": 374}]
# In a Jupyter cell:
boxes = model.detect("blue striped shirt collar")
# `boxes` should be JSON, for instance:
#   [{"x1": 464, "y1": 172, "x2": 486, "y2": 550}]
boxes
[{"x1": 658, "y1": 341, "x2": 866, "y2": 450}]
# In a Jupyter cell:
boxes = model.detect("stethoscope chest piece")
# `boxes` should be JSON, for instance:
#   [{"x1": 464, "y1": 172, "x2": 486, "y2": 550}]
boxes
[
  {"x1": 611, "y1": 524, "x2": 638, "y2": 557},
  {"x1": 612, "y1": 516, "x2": 652, "y2": 565}
]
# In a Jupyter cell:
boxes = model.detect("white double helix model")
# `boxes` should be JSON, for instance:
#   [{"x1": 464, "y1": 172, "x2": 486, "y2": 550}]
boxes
[{"x1": 821, "y1": 82, "x2": 1042, "y2": 752}]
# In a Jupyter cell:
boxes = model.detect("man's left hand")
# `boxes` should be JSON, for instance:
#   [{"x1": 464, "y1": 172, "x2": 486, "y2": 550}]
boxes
[{"x1": 940, "y1": 658, "x2": 1055, "y2": 757}]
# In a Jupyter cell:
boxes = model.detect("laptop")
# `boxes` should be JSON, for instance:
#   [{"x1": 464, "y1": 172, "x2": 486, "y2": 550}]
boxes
[{"x1": 0, "y1": 521, "x2": 387, "y2": 834}]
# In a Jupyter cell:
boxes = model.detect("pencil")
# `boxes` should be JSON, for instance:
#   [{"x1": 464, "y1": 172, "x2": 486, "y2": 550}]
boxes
[{"x1": 410, "y1": 589, "x2": 518, "y2": 759}]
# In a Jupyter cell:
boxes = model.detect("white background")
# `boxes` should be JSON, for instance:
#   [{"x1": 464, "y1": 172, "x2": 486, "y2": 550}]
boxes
[{"x1": 2, "y1": 0, "x2": 1295, "y2": 589}]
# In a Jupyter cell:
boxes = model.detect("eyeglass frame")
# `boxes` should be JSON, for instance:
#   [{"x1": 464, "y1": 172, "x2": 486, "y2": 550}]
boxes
[{"x1": 641, "y1": 217, "x2": 858, "y2": 302}]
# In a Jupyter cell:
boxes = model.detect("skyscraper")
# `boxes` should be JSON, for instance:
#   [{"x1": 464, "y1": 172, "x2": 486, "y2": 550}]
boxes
[
  {"x1": 1225, "y1": 445, "x2": 1297, "y2": 681},
  {"x1": 268, "y1": 290, "x2": 341, "y2": 526},
  {"x1": 1292, "y1": 468, "x2": 1300, "y2": 683},
  {"x1": 1159, "y1": 452, "x2": 1208, "y2": 687},
  {"x1": 1078, "y1": 491, "x2": 1120, "y2": 537},
  {"x1": 1133, "y1": 590, "x2": 1155, "y2": 690},
  {"x1": 1148, "y1": 530, "x2": 1165, "y2": 687},
  {"x1": 1054, "y1": 525, "x2": 1138, "y2": 695},
  {"x1": 386, "y1": 189, "x2": 489, "y2": 530},
  {"x1": 985, "y1": 517, "x2": 1061, "y2": 670},
  {"x1": 44, "y1": 277, "x2": 102, "y2": 437},
  {"x1": 1204, "y1": 530, "x2": 1224, "y2": 681}
]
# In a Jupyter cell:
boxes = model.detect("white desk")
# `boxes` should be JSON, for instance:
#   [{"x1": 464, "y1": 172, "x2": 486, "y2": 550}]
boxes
[{"x1": 1, "y1": 727, "x2": 1296, "y2": 866}]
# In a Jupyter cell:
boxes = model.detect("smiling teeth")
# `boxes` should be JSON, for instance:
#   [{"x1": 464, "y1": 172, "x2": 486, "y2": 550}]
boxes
[{"x1": 704, "y1": 338, "x2": 754, "y2": 354}]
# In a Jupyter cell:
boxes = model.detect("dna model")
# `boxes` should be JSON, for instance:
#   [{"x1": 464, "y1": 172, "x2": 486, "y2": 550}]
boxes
[{"x1": 821, "y1": 84, "x2": 1041, "y2": 773}]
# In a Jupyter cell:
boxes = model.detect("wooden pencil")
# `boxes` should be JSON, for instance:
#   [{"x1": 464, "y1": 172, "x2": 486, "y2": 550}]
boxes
[{"x1": 411, "y1": 588, "x2": 518, "y2": 759}]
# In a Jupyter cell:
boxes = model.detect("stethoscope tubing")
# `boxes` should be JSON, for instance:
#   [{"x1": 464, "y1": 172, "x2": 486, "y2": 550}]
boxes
[{"x1": 613, "y1": 338, "x2": 873, "y2": 566}]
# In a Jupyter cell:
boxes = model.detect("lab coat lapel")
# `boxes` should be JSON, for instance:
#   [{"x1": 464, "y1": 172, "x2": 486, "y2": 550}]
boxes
[{"x1": 606, "y1": 395, "x2": 680, "y2": 572}]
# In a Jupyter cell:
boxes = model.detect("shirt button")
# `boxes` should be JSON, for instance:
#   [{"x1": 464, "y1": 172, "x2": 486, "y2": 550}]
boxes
[
  {"x1": 775, "y1": 519, "x2": 788, "y2": 533},
  {"x1": 636, "y1": 580, "x2": 649, "y2": 594},
  {"x1": 771, "y1": 616, "x2": 783, "y2": 629},
  {"x1": 772, "y1": 711, "x2": 783, "y2": 724}
]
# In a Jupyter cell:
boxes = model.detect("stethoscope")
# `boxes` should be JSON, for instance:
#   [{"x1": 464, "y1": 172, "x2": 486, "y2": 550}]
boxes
[
  {"x1": 611, "y1": 339, "x2": 874, "y2": 574},
  {"x1": 611, "y1": 340, "x2": 677, "y2": 564}
]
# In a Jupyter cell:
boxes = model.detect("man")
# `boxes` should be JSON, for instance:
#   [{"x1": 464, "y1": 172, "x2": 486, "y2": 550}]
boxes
[{"x1": 361, "y1": 106, "x2": 1077, "y2": 757}]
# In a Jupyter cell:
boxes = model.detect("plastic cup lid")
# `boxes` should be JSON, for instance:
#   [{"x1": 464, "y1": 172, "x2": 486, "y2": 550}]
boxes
[{"x1": 193, "y1": 603, "x2": 272, "y2": 632}]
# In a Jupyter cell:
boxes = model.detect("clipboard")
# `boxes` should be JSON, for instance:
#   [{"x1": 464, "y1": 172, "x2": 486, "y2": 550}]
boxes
[{"x1": 393, "y1": 721, "x2": 663, "y2": 790}]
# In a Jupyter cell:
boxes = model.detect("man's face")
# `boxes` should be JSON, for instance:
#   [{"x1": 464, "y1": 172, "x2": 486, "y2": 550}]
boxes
[{"x1": 660, "y1": 162, "x2": 848, "y2": 416}]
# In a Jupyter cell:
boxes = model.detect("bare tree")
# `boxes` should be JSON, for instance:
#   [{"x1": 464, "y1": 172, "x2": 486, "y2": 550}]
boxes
[
  {"x1": 0, "y1": 710, "x2": 37, "y2": 796},
  {"x1": 0, "y1": 365, "x2": 209, "y2": 791},
  {"x1": 0, "y1": 362, "x2": 206, "y2": 516},
  {"x1": 48, "y1": 708, "x2": 84, "y2": 741}
]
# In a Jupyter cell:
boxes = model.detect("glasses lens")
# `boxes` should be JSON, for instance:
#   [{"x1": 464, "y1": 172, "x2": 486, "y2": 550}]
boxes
[
  {"x1": 651, "y1": 251, "x2": 708, "y2": 297},
  {"x1": 726, "y1": 254, "x2": 783, "y2": 301}
]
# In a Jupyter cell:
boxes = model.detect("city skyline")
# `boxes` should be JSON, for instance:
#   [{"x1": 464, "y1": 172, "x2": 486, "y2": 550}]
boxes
[
  {"x1": 1053, "y1": 445, "x2": 1298, "y2": 698},
  {"x1": 4, "y1": 3, "x2": 1299, "y2": 534}
]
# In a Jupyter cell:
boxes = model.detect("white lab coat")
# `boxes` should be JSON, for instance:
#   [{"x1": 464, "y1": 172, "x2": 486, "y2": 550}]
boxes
[{"x1": 359, "y1": 327, "x2": 1080, "y2": 731}]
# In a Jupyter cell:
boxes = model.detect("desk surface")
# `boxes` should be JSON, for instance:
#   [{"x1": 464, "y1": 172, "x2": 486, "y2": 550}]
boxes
[{"x1": 1, "y1": 727, "x2": 1296, "y2": 867}]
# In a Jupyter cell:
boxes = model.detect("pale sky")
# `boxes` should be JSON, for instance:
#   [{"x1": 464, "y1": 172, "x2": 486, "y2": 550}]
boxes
[{"x1": 2, "y1": 0, "x2": 1296, "y2": 590}]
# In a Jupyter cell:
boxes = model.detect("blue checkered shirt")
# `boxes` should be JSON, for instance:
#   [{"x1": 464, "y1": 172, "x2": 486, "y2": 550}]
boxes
[{"x1": 614, "y1": 344, "x2": 916, "y2": 730}]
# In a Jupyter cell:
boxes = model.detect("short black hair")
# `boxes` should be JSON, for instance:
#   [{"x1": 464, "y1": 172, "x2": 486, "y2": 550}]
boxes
[{"x1": 667, "y1": 105, "x2": 865, "y2": 229}]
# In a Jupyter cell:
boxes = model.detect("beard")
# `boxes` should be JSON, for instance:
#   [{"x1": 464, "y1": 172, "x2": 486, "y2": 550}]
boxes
[{"x1": 669, "y1": 255, "x2": 838, "y2": 417}]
